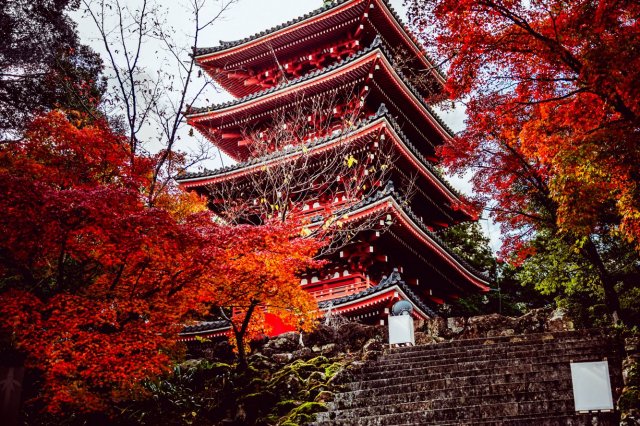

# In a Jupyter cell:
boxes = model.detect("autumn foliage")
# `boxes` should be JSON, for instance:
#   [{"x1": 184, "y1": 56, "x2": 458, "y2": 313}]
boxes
[
  {"x1": 406, "y1": 0, "x2": 639, "y2": 321},
  {"x1": 0, "y1": 112, "x2": 321, "y2": 413},
  {"x1": 408, "y1": 0, "x2": 639, "y2": 252},
  {"x1": 205, "y1": 222, "x2": 324, "y2": 366}
]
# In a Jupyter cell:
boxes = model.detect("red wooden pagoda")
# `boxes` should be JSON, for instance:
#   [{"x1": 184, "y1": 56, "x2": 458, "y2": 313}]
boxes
[{"x1": 178, "y1": 0, "x2": 490, "y2": 340}]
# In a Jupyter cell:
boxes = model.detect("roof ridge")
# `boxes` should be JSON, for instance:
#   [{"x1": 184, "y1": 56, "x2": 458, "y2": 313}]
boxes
[
  {"x1": 178, "y1": 111, "x2": 462, "y2": 203},
  {"x1": 188, "y1": 40, "x2": 454, "y2": 138},
  {"x1": 318, "y1": 268, "x2": 438, "y2": 317},
  {"x1": 194, "y1": 0, "x2": 352, "y2": 57},
  {"x1": 177, "y1": 108, "x2": 384, "y2": 181},
  {"x1": 193, "y1": 0, "x2": 446, "y2": 80},
  {"x1": 188, "y1": 37, "x2": 382, "y2": 116},
  {"x1": 315, "y1": 188, "x2": 490, "y2": 282}
]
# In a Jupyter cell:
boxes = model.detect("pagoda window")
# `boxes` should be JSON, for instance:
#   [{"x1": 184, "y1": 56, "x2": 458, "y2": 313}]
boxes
[
  {"x1": 300, "y1": 278, "x2": 308, "y2": 285},
  {"x1": 333, "y1": 272, "x2": 340, "y2": 279},
  {"x1": 311, "y1": 276, "x2": 319, "y2": 283},
  {"x1": 343, "y1": 270, "x2": 350, "y2": 277}
]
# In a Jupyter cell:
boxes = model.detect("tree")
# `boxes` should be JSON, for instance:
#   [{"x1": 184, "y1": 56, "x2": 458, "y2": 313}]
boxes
[
  {"x1": 0, "y1": 0, "x2": 105, "y2": 140},
  {"x1": 0, "y1": 112, "x2": 217, "y2": 413},
  {"x1": 210, "y1": 222, "x2": 323, "y2": 368},
  {"x1": 406, "y1": 0, "x2": 640, "y2": 323},
  {"x1": 0, "y1": 112, "x2": 323, "y2": 413},
  {"x1": 81, "y1": 0, "x2": 236, "y2": 204},
  {"x1": 438, "y1": 222, "x2": 551, "y2": 316}
]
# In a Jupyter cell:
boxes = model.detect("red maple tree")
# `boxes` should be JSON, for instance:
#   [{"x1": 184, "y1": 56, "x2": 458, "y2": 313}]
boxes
[
  {"x1": 0, "y1": 112, "x2": 321, "y2": 413},
  {"x1": 204, "y1": 221, "x2": 323, "y2": 367},
  {"x1": 406, "y1": 0, "x2": 639, "y2": 321}
]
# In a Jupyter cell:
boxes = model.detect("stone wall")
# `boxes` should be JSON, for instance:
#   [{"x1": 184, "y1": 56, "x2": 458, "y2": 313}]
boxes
[{"x1": 416, "y1": 307, "x2": 574, "y2": 344}]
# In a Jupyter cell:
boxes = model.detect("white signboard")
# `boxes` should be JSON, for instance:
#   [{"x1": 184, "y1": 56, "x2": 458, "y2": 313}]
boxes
[
  {"x1": 388, "y1": 315, "x2": 415, "y2": 346},
  {"x1": 570, "y1": 361, "x2": 614, "y2": 412}
]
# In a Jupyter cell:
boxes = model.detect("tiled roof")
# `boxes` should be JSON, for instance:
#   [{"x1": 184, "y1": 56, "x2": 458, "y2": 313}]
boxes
[
  {"x1": 178, "y1": 104, "x2": 383, "y2": 181},
  {"x1": 317, "y1": 268, "x2": 439, "y2": 317},
  {"x1": 180, "y1": 269, "x2": 437, "y2": 336},
  {"x1": 314, "y1": 181, "x2": 491, "y2": 282},
  {"x1": 193, "y1": 0, "x2": 445, "y2": 80},
  {"x1": 188, "y1": 38, "x2": 453, "y2": 137},
  {"x1": 181, "y1": 319, "x2": 230, "y2": 334},
  {"x1": 178, "y1": 106, "x2": 461, "y2": 201},
  {"x1": 188, "y1": 37, "x2": 382, "y2": 115},
  {"x1": 194, "y1": 0, "x2": 352, "y2": 57}
]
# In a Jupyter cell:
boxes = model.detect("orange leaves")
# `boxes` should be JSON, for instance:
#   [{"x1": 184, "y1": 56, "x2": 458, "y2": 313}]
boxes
[
  {"x1": 0, "y1": 112, "x2": 212, "y2": 413},
  {"x1": 207, "y1": 221, "x2": 323, "y2": 343},
  {"x1": 408, "y1": 0, "x2": 640, "y2": 257},
  {"x1": 0, "y1": 112, "x2": 325, "y2": 412}
]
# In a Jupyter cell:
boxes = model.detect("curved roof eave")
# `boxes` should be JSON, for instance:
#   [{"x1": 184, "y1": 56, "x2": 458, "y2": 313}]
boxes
[
  {"x1": 187, "y1": 41, "x2": 454, "y2": 139},
  {"x1": 176, "y1": 113, "x2": 466, "y2": 212},
  {"x1": 318, "y1": 269, "x2": 438, "y2": 318},
  {"x1": 194, "y1": 0, "x2": 445, "y2": 82},
  {"x1": 310, "y1": 188, "x2": 491, "y2": 290}
]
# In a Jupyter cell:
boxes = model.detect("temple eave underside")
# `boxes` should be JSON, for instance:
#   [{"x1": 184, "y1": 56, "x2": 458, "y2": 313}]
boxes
[
  {"x1": 186, "y1": 42, "x2": 453, "y2": 163},
  {"x1": 193, "y1": 0, "x2": 445, "y2": 98}
]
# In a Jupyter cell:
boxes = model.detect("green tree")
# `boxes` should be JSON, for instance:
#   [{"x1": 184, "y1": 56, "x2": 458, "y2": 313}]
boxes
[
  {"x1": 0, "y1": 0, "x2": 105, "y2": 140},
  {"x1": 439, "y1": 222, "x2": 550, "y2": 317}
]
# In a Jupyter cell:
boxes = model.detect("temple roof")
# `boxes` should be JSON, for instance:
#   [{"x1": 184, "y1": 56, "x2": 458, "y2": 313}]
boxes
[
  {"x1": 317, "y1": 268, "x2": 438, "y2": 318},
  {"x1": 179, "y1": 269, "x2": 437, "y2": 338},
  {"x1": 309, "y1": 182, "x2": 491, "y2": 290},
  {"x1": 188, "y1": 38, "x2": 453, "y2": 138},
  {"x1": 182, "y1": 319, "x2": 230, "y2": 335},
  {"x1": 193, "y1": 0, "x2": 445, "y2": 81},
  {"x1": 195, "y1": 0, "x2": 355, "y2": 57},
  {"x1": 177, "y1": 109, "x2": 467, "y2": 213}
]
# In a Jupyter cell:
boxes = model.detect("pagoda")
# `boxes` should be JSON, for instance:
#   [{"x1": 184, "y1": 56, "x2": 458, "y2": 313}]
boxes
[{"x1": 177, "y1": 0, "x2": 490, "y2": 340}]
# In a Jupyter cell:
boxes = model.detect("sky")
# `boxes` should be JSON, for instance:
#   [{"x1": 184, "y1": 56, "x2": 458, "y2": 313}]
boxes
[{"x1": 74, "y1": 0, "x2": 501, "y2": 250}]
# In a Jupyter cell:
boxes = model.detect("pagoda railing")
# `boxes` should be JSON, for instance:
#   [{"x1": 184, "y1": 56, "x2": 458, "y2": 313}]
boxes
[{"x1": 304, "y1": 273, "x2": 371, "y2": 302}]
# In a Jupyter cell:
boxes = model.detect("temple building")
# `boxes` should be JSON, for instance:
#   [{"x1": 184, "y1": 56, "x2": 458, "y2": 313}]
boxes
[{"x1": 177, "y1": 0, "x2": 490, "y2": 341}]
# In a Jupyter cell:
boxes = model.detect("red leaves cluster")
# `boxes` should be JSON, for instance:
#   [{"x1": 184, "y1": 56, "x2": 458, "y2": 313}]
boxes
[
  {"x1": 208, "y1": 222, "x2": 324, "y2": 344},
  {"x1": 0, "y1": 112, "x2": 321, "y2": 413},
  {"x1": 407, "y1": 0, "x2": 640, "y2": 259}
]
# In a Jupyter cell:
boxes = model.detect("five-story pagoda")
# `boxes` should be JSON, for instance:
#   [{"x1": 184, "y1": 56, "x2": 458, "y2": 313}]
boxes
[{"x1": 178, "y1": 0, "x2": 490, "y2": 340}]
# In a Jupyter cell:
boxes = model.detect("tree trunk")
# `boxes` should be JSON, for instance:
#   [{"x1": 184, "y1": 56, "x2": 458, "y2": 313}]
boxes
[
  {"x1": 235, "y1": 300, "x2": 259, "y2": 369},
  {"x1": 582, "y1": 238, "x2": 623, "y2": 324}
]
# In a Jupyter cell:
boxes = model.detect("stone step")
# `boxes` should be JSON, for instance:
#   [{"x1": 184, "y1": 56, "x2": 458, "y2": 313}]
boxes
[
  {"x1": 313, "y1": 411, "x2": 618, "y2": 426},
  {"x1": 378, "y1": 335, "x2": 615, "y2": 364},
  {"x1": 478, "y1": 413, "x2": 618, "y2": 426},
  {"x1": 390, "y1": 412, "x2": 618, "y2": 426},
  {"x1": 361, "y1": 345, "x2": 615, "y2": 379},
  {"x1": 317, "y1": 398, "x2": 579, "y2": 425},
  {"x1": 325, "y1": 391, "x2": 575, "y2": 421},
  {"x1": 331, "y1": 385, "x2": 572, "y2": 415},
  {"x1": 316, "y1": 329, "x2": 622, "y2": 425},
  {"x1": 347, "y1": 355, "x2": 616, "y2": 392},
  {"x1": 340, "y1": 369, "x2": 571, "y2": 400},
  {"x1": 384, "y1": 329, "x2": 610, "y2": 357},
  {"x1": 333, "y1": 377, "x2": 571, "y2": 410},
  {"x1": 379, "y1": 333, "x2": 616, "y2": 363}
]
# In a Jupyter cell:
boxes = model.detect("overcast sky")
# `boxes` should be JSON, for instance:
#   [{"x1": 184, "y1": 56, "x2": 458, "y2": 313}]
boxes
[{"x1": 74, "y1": 0, "x2": 500, "y2": 249}]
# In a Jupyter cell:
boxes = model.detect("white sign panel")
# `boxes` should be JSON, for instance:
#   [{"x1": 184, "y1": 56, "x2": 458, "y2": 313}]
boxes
[
  {"x1": 388, "y1": 315, "x2": 415, "y2": 346},
  {"x1": 570, "y1": 361, "x2": 614, "y2": 412}
]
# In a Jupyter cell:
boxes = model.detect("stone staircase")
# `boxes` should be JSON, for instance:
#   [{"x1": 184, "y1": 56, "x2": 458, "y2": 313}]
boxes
[{"x1": 315, "y1": 329, "x2": 623, "y2": 425}]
